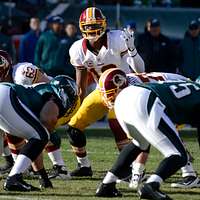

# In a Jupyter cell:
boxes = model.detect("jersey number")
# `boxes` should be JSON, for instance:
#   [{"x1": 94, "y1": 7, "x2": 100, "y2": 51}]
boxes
[
  {"x1": 169, "y1": 82, "x2": 200, "y2": 99},
  {"x1": 23, "y1": 67, "x2": 36, "y2": 78}
]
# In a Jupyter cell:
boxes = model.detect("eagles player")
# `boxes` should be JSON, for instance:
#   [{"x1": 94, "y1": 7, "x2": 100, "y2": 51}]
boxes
[
  {"x1": 96, "y1": 68, "x2": 200, "y2": 193},
  {"x1": 1, "y1": 75, "x2": 79, "y2": 191},
  {"x1": 0, "y1": 50, "x2": 70, "y2": 185},
  {"x1": 67, "y1": 7, "x2": 145, "y2": 176},
  {"x1": 97, "y1": 78, "x2": 200, "y2": 199}
]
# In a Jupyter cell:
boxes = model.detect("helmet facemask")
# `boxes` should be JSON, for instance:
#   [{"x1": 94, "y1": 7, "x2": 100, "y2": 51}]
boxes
[
  {"x1": 100, "y1": 87, "x2": 121, "y2": 109},
  {"x1": 80, "y1": 20, "x2": 106, "y2": 41}
]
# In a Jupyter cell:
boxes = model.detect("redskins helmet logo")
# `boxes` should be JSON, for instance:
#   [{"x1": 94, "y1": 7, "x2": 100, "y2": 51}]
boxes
[{"x1": 113, "y1": 74, "x2": 127, "y2": 88}]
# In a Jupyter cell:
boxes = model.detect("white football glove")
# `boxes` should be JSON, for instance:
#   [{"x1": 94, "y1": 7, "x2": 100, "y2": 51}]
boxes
[{"x1": 121, "y1": 28, "x2": 136, "y2": 52}]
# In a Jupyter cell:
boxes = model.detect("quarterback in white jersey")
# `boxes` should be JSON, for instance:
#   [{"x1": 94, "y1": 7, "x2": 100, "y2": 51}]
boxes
[
  {"x1": 66, "y1": 7, "x2": 145, "y2": 177},
  {"x1": 70, "y1": 29, "x2": 144, "y2": 81}
]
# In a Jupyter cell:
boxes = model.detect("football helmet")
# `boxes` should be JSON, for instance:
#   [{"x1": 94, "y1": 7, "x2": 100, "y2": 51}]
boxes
[
  {"x1": 99, "y1": 68, "x2": 128, "y2": 109},
  {"x1": 50, "y1": 75, "x2": 79, "y2": 116},
  {"x1": 79, "y1": 7, "x2": 107, "y2": 41},
  {"x1": 0, "y1": 50, "x2": 12, "y2": 81}
]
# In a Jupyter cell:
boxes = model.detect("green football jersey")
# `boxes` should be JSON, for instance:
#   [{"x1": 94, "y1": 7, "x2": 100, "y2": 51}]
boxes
[
  {"x1": 137, "y1": 80, "x2": 200, "y2": 125},
  {"x1": 4, "y1": 82, "x2": 65, "y2": 118}
]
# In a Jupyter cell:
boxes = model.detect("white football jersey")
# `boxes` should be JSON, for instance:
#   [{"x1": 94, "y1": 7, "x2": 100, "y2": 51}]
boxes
[
  {"x1": 127, "y1": 72, "x2": 188, "y2": 85},
  {"x1": 69, "y1": 30, "x2": 131, "y2": 82},
  {"x1": 12, "y1": 62, "x2": 42, "y2": 85}
]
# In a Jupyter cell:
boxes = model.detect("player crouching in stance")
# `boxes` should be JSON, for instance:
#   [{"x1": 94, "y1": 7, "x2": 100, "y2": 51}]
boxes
[
  {"x1": 0, "y1": 75, "x2": 79, "y2": 191},
  {"x1": 96, "y1": 69, "x2": 200, "y2": 199},
  {"x1": 0, "y1": 50, "x2": 71, "y2": 185}
]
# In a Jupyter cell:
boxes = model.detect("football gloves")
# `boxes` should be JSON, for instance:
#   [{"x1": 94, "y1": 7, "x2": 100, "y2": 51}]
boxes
[{"x1": 121, "y1": 28, "x2": 137, "y2": 56}]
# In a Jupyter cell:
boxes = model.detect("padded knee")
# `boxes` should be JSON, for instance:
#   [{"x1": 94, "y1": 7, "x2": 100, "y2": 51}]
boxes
[
  {"x1": 66, "y1": 125, "x2": 86, "y2": 148},
  {"x1": 20, "y1": 138, "x2": 48, "y2": 161},
  {"x1": 49, "y1": 131, "x2": 61, "y2": 149}
]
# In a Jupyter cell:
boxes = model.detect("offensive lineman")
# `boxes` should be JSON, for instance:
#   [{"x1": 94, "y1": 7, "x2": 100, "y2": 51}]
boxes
[
  {"x1": 1, "y1": 75, "x2": 79, "y2": 191},
  {"x1": 66, "y1": 7, "x2": 145, "y2": 177},
  {"x1": 0, "y1": 50, "x2": 70, "y2": 186},
  {"x1": 97, "y1": 76, "x2": 200, "y2": 199}
]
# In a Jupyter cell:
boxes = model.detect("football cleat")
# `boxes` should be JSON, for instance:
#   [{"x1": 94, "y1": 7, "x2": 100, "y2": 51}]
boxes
[
  {"x1": 70, "y1": 163, "x2": 93, "y2": 177},
  {"x1": 4, "y1": 173, "x2": 40, "y2": 191},
  {"x1": 129, "y1": 171, "x2": 146, "y2": 189},
  {"x1": 96, "y1": 182, "x2": 122, "y2": 197},
  {"x1": 171, "y1": 176, "x2": 200, "y2": 188},
  {"x1": 39, "y1": 177, "x2": 53, "y2": 189},
  {"x1": 48, "y1": 165, "x2": 71, "y2": 180},
  {"x1": 138, "y1": 182, "x2": 172, "y2": 200},
  {"x1": 0, "y1": 155, "x2": 14, "y2": 175}
]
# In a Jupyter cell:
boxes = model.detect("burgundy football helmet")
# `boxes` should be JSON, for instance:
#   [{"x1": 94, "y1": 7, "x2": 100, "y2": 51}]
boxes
[
  {"x1": 79, "y1": 7, "x2": 107, "y2": 41},
  {"x1": 0, "y1": 50, "x2": 12, "y2": 81},
  {"x1": 99, "y1": 68, "x2": 128, "y2": 109}
]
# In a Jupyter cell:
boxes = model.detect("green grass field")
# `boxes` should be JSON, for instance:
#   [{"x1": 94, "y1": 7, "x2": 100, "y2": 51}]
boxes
[{"x1": 0, "y1": 128, "x2": 200, "y2": 200}]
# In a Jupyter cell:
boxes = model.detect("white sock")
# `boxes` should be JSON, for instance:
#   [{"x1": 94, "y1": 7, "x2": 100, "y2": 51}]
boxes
[
  {"x1": 11, "y1": 153, "x2": 18, "y2": 162},
  {"x1": 2, "y1": 146, "x2": 11, "y2": 156},
  {"x1": 9, "y1": 154, "x2": 31, "y2": 176},
  {"x1": 132, "y1": 162, "x2": 145, "y2": 175},
  {"x1": 146, "y1": 174, "x2": 163, "y2": 184},
  {"x1": 103, "y1": 171, "x2": 118, "y2": 184},
  {"x1": 48, "y1": 149, "x2": 65, "y2": 166},
  {"x1": 77, "y1": 156, "x2": 90, "y2": 167},
  {"x1": 181, "y1": 161, "x2": 196, "y2": 177}
]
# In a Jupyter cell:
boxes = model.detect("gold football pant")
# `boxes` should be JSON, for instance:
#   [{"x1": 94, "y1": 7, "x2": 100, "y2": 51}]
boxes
[{"x1": 68, "y1": 89, "x2": 131, "y2": 158}]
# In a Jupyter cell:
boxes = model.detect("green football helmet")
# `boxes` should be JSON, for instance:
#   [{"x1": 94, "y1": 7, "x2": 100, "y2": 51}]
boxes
[{"x1": 50, "y1": 75, "x2": 78, "y2": 114}]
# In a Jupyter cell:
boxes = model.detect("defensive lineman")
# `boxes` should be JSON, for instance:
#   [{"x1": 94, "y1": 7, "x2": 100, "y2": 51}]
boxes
[
  {"x1": 97, "y1": 79, "x2": 200, "y2": 199},
  {"x1": 0, "y1": 50, "x2": 70, "y2": 182},
  {"x1": 1, "y1": 75, "x2": 79, "y2": 191}
]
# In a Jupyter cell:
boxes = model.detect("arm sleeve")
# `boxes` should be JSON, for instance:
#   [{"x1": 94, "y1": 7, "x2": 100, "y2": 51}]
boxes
[
  {"x1": 69, "y1": 42, "x2": 85, "y2": 69},
  {"x1": 14, "y1": 63, "x2": 40, "y2": 85},
  {"x1": 122, "y1": 51, "x2": 145, "y2": 73}
]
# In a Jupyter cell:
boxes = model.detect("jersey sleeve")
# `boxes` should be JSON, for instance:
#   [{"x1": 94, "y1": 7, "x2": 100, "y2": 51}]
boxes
[
  {"x1": 110, "y1": 30, "x2": 128, "y2": 55},
  {"x1": 13, "y1": 63, "x2": 41, "y2": 85},
  {"x1": 69, "y1": 40, "x2": 85, "y2": 69}
]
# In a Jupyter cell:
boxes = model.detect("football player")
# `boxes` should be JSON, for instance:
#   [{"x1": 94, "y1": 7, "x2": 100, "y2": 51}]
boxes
[
  {"x1": 66, "y1": 7, "x2": 145, "y2": 177},
  {"x1": 0, "y1": 50, "x2": 70, "y2": 185},
  {"x1": 97, "y1": 74, "x2": 200, "y2": 199},
  {"x1": 1, "y1": 75, "x2": 79, "y2": 191},
  {"x1": 97, "y1": 68, "x2": 200, "y2": 191}
]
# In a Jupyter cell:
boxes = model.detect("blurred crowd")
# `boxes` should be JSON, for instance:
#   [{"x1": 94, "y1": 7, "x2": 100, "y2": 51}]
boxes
[
  {"x1": 1, "y1": 13, "x2": 200, "y2": 83},
  {"x1": 128, "y1": 17, "x2": 200, "y2": 80}
]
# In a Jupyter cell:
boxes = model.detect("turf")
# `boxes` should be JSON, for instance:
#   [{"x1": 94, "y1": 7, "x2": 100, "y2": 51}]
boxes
[{"x1": 0, "y1": 128, "x2": 200, "y2": 200}]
